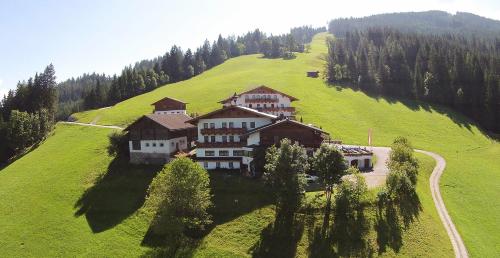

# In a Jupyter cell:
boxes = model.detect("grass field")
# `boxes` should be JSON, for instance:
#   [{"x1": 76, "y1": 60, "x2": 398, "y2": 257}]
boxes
[
  {"x1": 0, "y1": 32, "x2": 498, "y2": 257},
  {"x1": 74, "y1": 32, "x2": 499, "y2": 257}
]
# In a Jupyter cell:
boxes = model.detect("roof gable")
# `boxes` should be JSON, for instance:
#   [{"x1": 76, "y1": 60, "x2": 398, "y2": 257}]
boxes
[
  {"x1": 125, "y1": 114, "x2": 195, "y2": 131},
  {"x1": 188, "y1": 106, "x2": 277, "y2": 123},
  {"x1": 219, "y1": 85, "x2": 299, "y2": 103},
  {"x1": 243, "y1": 119, "x2": 328, "y2": 136},
  {"x1": 151, "y1": 97, "x2": 187, "y2": 106}
]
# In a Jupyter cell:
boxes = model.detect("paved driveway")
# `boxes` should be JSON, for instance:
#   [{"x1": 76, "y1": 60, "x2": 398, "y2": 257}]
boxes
[{"x1": 342, "y1": 146, "x2": 391, "y2": 189}]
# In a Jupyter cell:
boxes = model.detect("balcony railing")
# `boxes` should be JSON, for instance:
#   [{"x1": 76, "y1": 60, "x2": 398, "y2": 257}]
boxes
[
  {"x1": 256, "y1": 107, "x2": 295, "y2": 113},
  {"x1": 195, "y1": 141, "x2": 247, "y2": 148},
  {"x1": 200, "y1": 127, "x2": 247, "y2": 135},
  {"x1": 244, "y1": 98, "x2": 279, "y2": 103}
]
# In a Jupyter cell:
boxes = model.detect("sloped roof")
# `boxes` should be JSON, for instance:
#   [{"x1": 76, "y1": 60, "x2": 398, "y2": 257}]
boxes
[
  {"x1": 219, "y1": 85, "x2": 299, "y2": 103},
  {"x1": 151, "y1": 96, "x2": 187, "y2": 105},
  {"x1": 242, "y1": 118, "x2": 328, "y2": 136},
  {"x1": 125, "y1": 113, "x2": 196, "y2": 131},
  {"x1": 187, "y1": 105, "x2": 277, "y2": 123}
]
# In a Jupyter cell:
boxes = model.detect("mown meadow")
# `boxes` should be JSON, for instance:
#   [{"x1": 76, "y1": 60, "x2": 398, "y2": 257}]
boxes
[{"x1": 1, "y1": 33, "x2": 498, "y2": 256}]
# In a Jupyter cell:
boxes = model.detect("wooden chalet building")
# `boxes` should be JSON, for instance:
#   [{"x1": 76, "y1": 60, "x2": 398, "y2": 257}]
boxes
[
  {"x1": 125, "y1": 97, "x2": 196, "y2": 164},
  {"x1": 151, "y1": 97, "x2": 187, "y2": 115},
  {"x1": 188, "y1": 104, "x2": 328, "y2": 172},
  {"x1": 218, "y1": 85, "x2": 298, "y2": 118},
  {"x1": 188, "y1": 105, "x2": 277, "y2": 170}
]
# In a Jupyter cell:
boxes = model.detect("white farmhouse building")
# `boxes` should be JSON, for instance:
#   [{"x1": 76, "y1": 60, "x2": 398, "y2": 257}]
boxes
[{"x1": 218, "y1": 85, "x2": 298, "y2": 118}]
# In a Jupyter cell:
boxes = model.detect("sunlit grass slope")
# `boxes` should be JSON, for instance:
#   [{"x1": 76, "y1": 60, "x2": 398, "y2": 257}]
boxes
[
  {"x1": 75, "y1": 32, "x2": 499, "y2": 257},
  {"x1": 0, "y1": 124, "x2": 151, "y2": 256}
]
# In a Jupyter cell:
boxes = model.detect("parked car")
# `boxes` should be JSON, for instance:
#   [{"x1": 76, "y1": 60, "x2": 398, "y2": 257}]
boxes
[{"x1": 305, "y1": 174, "x2": 319, "y2": 184}]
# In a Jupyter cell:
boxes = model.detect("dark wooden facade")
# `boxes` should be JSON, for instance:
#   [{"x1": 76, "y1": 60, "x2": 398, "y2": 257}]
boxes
[
  {"x1": 257, "y1": 121, "x2": 325, "y2": 148},
  {"x1": 152, "y1": 97, "x2": 186, "y2": 111}
]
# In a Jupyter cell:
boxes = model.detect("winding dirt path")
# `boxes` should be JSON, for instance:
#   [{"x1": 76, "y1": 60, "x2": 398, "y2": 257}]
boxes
[
  {"x1": 59, "y1": 121, "x2": 124, "y2": 130},
  {"x1": 358, "y1": 147, "x2": 468, "y2": 257},
  {"x1": 416, "y1": 150, "x2": 469, "y2": 258}
]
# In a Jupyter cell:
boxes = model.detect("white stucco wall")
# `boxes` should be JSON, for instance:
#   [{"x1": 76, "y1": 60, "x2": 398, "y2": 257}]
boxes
[
  {"x1": 247, "y1": 131, "x2": 260, "y2": 146},
  {"x1": 344, "y1": 155, "x2": 373, "y2": 169},
  {"x1": 196, "y1": 147, "x2": 246, "y2": 158},
  {"x1": 129, "y1": 136, "x2": 188, "y2": 155},
  {"x1": 196, "y1": 117, "x2": 273, "y2": 142},
  {"x1": 197, "y1": 161, "x2": 241, "y2": 170},
  {"x1": 154, "y1": 110, "x2": 187, "y2": 115}
]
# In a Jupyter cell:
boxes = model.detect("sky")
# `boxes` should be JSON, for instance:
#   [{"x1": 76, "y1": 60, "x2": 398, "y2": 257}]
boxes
[{"x1": 1, "y1": 0, "x2": 499, "y2": 97}]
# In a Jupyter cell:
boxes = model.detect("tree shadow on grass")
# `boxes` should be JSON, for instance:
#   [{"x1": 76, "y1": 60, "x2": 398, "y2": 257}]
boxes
[
  {"x1": 141, "y1": 171, "x2": 275, "y2": 255},
  {"x1": 74, "y1": 157, "x2": 162, "y2": 233},
  {"x1": 375, "y1": 202, "x2": 403, "y2": 254},
  {"x1": 250, "y1": 211, "x2": 305, "y2": 258},
  {"x1": 308, "y1": 203, "x2": 374, "y2": 258},
  {"x1": 375, "y1": 192, "x2": 421, "y2": 255},
  {"x1": 327, "y1": 83, "x2": 476, "y2": 132}
]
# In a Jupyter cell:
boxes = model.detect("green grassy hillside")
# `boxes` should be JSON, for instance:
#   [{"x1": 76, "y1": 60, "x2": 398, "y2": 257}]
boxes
[
  {"x1": 0, "y1": 33, "x2": 497, "y2": 257},
  {"x1": 0, "y1": 125, "x2": 453, "y2": 257},
  {"x1": 75, "y1": 33, "x2": 499, "y2": 256}
]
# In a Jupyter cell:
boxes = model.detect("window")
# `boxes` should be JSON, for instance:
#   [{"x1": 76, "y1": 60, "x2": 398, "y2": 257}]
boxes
[
  {"x1": 245, "y1": 95, "x2": 249, "y2": 100},
  {"x1": 216, "y1": 162, "x2": 221, "y2": 168},
  {"x1": 281, "y1": 104, "x2": 284, "y2": 108},
  {"x1": 204, "y1": 162, "x2": 208, "y2": 168},
  {"x1": 222, "y1": 122, "x2": 227, "y2": 128},
  {"x1": 264, "y1": 104, "x2": 267, "y2": 108},
  {"x1": 204, "y1": 136, "x2": 209, "y2": 142},
  {"x1": 205, "y1": 150, "x2": 215, "y2": 156},
  {"x1": 249, "y1": 104, "x2": 252, "y2": 108},
  {"x1": 203, "y1": 123, "x2": 208, "y2": 129},
  {"x1": 160, "y1": 143, "x2": 164, "y2": 147},
  {"x1": 271, "y1": 104, "x2": 274, "y2": 108},
  {"x1": 145, "y1": 143, "x2": 150, "y2": 147},
  {"x1": 274, "y1": 95, "x2": 278, "y2": 99},
  {"x1": 211, "y1": 136, "x2": 216, "y2": 142},
  {"x1": 250, "y1": 122, "x2": 255, "y2": 128},
  {"x1": 267, "y1": 95, "x2": 271, "y2": 99},
  {"x1": 229, "y1": 162, "x2": 234, "y2": 169},
  {"x1": 171, "y1": 142, "x2": 175, "y2": 146},
  {"x1": 152, "y1": 143, "x2": 157, "y2": 147},
  {"x1": 242, "y1": 122, "x2": 247, "y2": 128},
  {"x1": 132, "y1": 140, "x2": 141, "y2": 150},
  {"x1": 257, "y1": 104, "x2": 261, "y2": 108},
  {"x1": 210, "y1": 123, "x2": 215, "y2": 129},
  {"x1": 229, "y1": 135, "x2": 234, "y2": 142},
  {"x1": 219, "y1": 150, "x2": 229, "y2": 156},
  {"x1": 233, "y1": 150, "x2": 244, "y2": 156},
  {"x1": 222, "y1": 136, "x2": 227, "y2": 142},
  {"x1": 229, "y1": 122, "x2": 234, "y2": 128}
]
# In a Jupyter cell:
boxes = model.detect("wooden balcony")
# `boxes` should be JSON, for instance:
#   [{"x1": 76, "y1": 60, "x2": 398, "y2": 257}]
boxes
[
  {"x1": 200, "y1": 127, "x2": 247, "y2": 135},
  {"x1": 195, "y1": 141, "x2": 247, "y2": 148},
  {"x1": 244, "y1": 98, "x2": 279, "y2": 103},
  {"x1": 256, "y1": 107, "x2": 295, "y2": 113}
]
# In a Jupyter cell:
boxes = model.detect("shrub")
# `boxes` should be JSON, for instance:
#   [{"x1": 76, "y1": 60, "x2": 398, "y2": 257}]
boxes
[{"x1": 107, "y1": 131, "x2": 129, "y2": 157}]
